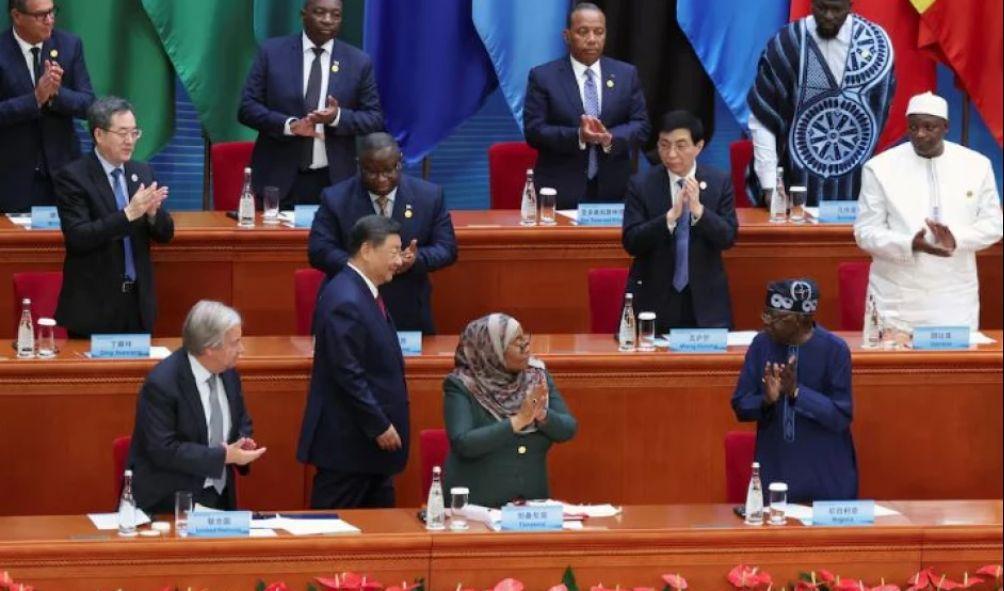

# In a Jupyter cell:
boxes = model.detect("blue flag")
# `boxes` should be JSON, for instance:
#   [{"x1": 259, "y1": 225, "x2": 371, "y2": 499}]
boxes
[
  {"x1": 677, "y1": 0, "x2": 789, "y2": 127},
  {"x1": 473, "y1": 0, "x2": 569, "y2": 129},
  {"x1": 364, "y1": 0, "x2": 497, "y2": 163}
]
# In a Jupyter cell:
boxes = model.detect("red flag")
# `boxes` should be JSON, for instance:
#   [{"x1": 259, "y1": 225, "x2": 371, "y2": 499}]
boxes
[
  {"x1": 790, "y1": 0, "x2": 938, "y2": 151},
  {"x1": 912, "y1": 0, "x2": 1004, "y2": 146}
]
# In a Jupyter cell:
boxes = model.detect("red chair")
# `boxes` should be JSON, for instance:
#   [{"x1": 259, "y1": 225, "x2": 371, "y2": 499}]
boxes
[
  {"x1": 293, "y1": 268, "x2": 326, "y2": 336},
  {"x1": 210, "y1": 141, "x2": 255, "y2": 211},
  {"x1": 112, "y1": 435, "x2": 132, "y2": 501},
  {"x1": 586, "y1": 268, "x2": 629, "y2": 333},
  {"x1": 419, "y1": 429, "x2": 450, "y2": 497},
  {"x1": 12, "y1": 271, "x2": 67, "y2": 339},
  {"x1": 724, "y1": 431, "x2": 756, "y2": 504},
  {"x1": 729, "y1": 139, "x2": 754, "y2": 208},
  {"x1": 838, "y1": 261, "x2": 871, "y2": 331},
  {"x1": 488, "y1": 142, "x2": 538, "y2": 209}
]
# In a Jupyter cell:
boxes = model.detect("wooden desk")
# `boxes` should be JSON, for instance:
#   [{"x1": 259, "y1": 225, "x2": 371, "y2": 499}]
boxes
[
  {"x1": 0, "y1": 502, "x2": 999, "y2": 590},
  {"x1": 0, "y1": 333, "x2": 999, "y2": 516},
  {"x1": 1, "y1": 210, "x2": 1000, "y2": 338}
]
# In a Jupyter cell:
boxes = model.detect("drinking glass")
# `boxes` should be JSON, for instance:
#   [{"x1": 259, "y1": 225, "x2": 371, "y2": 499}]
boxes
[
  {"x1": 449, "y1": 486, "x2": 469, "y2": 530},
  {"x1": 637, "y1": 312, "x2": 656, "y2": 351},
  {"x1": 768, "y1": 482, "x2": 788, "y2": 525},
  {"x1": 175, "y1": 491, "x2": 193, "y2": 537},
  {"x1": 262, "y1": 186, "x2": 280, "y2": 225},
  {"x1": 539, "y1": 188, "x2": 557, "y2": 225},
  {"x1": 788, "y1": 186, "x2": 807, "y2": 224},
  {"x1": 36, "y1": 317, "x2": 57, "y2": 358}
]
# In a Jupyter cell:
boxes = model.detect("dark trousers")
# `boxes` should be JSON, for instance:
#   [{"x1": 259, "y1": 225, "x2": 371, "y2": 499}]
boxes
[
  {"x1": 144, "y1": 484, "x2": 234, "y2": 516},
  {"x1": 285, "y1": 167, "x2": 330, "y2": 209},
  {"x1": 31, "y1": 170, "x2": 57, "y2": 209},
  {"x1": 310, "y1": 468, "x2": 395, "y2": 509},
  {"x1": 67, "y1": 287, "x2": 144, "y2": 338},
  {"x1": 657, "y1": 285, "x2": 697, "y2": 334}
]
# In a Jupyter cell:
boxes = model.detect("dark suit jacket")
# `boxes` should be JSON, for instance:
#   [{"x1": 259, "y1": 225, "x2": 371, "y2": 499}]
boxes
[
  {"x1": 308, "y1": 174, "x2": 457, "y2": 333},
  {"x1": 128, "y1": 348, "x2": 254, "y2": 513},
  {"x1": 297, "y1": 268, "x2": 410, "y2": 476},
  {"x1": 238, "y1": 34, "x2": 384, "y2": 199},
  {"x1": 0, "y1": 28, "x2": 94, "y2": 212},
  {"x1": 523, "y1": 56, "x2": 649, "y2": 209},
  {"x1": 54, "y1": 153, "x2": 174, "y2": 336},
  {"x1": 622, "y1": 164, "x2": 739, "y2": 331}
]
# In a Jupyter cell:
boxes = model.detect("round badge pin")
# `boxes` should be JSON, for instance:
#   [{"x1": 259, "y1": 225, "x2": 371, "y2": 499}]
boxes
[
  {"x1": 606, "y1": 79, "x2": 614, "y2": 88},
  {"x1": 50, "y1": 49, "x2": 59, "y2": 59},
  {"x1": 404, "y1": 210, "x2": 413, "y2": 219}
]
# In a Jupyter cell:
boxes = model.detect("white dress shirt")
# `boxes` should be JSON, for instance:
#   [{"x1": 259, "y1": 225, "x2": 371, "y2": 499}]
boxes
[
  {"x1": 666, "y1": 164, "x2": 702, "y2": 232},
  {"x1": 369, "y1": 188, "x2": 398, "y2": 217},
  {"x1": 347, "y1": 262, "x2": 379, "y2": 298},
  {"x1": 187, "y1": 354, "x2": 232, "y2": 490},
  {"x1": 283, "y1": 33, "x2": 342, "y2": 170},
  {"x1": 12, "y1": 28, "x2": 41, "y2": 86},
  {"x1": 749, "y1": 15, "x2": 854, "y2": 190},
  {"x1": 570, "y1": 56, "x2": 613, "y2": 154}
]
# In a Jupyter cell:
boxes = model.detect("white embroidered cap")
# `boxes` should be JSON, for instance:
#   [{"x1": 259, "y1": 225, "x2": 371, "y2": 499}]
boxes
[{"x1": 906, "y1": 91, "x2": 948, "y2": 120}]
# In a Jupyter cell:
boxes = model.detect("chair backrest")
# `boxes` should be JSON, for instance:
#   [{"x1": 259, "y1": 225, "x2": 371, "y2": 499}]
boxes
[
  {"x1": 12, "y1": 271, "x2": 67, "y2": 339},
  {"x1": 729, "y1": 139, "x2": 754, "y2": 208},
  {"x1": 586, "y1": 267, "x2": 630, "y2": 334},
  {"x1": 293, "y1": 268, "x2": 326, "y2": 336},
  {"x1": 724, "y1": 430, "x2": 756, "y2": 504},
  {"x1": 488, "y1": 142, "x2": 539, "y2": 210},
  {"x1": 210, "y1": 141, "x2": 255, "y2": 211},
  {"x1": 419, "y1": 428, "x2": 450, "y2": 496},
  {"x1": 112, "y1": 435, "x2": 132, "y2": 502},
  {"x1": 837, "y1": 261, "x2": 871, "y2": 331}
]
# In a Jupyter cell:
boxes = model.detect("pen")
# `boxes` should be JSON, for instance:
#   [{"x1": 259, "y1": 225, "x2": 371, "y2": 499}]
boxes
[{"x1": 253, "y1": 512, "x2": 340, "y2": 520}]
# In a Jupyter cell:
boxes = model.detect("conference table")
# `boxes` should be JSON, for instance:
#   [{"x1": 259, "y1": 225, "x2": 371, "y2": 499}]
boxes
[
  {"x1": 1, "y1": 209, "x2": 1000, "y2": 339},
  {"x1": 0, "y1": 501, "x2": 999, "y2": 590},
  {"x1": 1, "y1": 332, "x2": 999, "y2": 517}
]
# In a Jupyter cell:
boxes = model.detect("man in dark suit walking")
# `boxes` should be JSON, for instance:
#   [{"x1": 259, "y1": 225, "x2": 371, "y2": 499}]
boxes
[
  {"x1": 298, "y1": 215, "x2": 409, "y2": 509},
  {"x1": 238, "y1": 0, "x2": 384, "y2": 209},
  {"x1": 523, "y1": 2, "x2": 649, "y2": 210},
  {"x1": 308, "y1": 132, "x2": 457, "y2": 334},
  {"x1": 622, "y1": 111, "x2": 739, "y2": 334},
  {"x1": 129, "y1": 300, "x2": 266, "y2": 514},
  {"x1": 54, "y1": 96, "x2": 173, "y2": 337},
  {"x1": 0, "y1": 0, "x2": 94, "y2": 212}
]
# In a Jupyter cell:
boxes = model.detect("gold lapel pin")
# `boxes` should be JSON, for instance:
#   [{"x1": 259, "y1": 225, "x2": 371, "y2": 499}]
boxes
[
  {"x1": 49, "y1": 49, "x2": 58, "y2": 59},
  {"x1": 606, "y1": 79, "x2": 614, "y2": 88},
  {"x1": 404, "y1": 205, "x2": 413, "y2": 219},
  {"x1": 331, "y1": 61, "x2": 340, "y2": 73},
  {"x1": 130, "y1": 173, "x2": 139, "y2": 183},
  {"x1": 699, "y1": 181, "x2": 707, "y2": 190}
]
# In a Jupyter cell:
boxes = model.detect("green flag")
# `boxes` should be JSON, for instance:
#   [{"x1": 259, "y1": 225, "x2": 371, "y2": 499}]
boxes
[
  {"x1": 141, "y1": 0, "x2": 258, "y2": 143},
  {"x1": 60, "y1": 0, "x2": 174, "y2": 160},
  {"x1": 252, "y1": 0, "x2": 365, "y2": 47}
]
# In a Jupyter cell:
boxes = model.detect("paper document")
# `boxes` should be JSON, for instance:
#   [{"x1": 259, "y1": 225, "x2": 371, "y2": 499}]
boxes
[
  {"x1": 149, "y1": 346, "x2": 171, "y2": 359},
  {"x1": 557, "y1": 209, "x2": 578, "y2": 223},
  {"x1": 727, "y1": 331, "x2": 759, "y2": 347},
  {"x1": 250, "y1": 516, "x2": 360, "y2": 535},
  {"x1": 6, "y1": 214, "x2": 30, "y2": 228},
  {"x1": 88, "y1": 510, "x2": 151, "y2": 530},
  {"x1": 528, "y1": 500, "x2": 622, "y2": 518},
  {"x1": 970, "y1": 332, "x2": 997, "y2": 345}
]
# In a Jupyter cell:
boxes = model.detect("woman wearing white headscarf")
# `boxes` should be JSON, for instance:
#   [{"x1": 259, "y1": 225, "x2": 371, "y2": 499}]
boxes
[{"x1": 442, "y1": 313, "x2": 577, "y2": 508}]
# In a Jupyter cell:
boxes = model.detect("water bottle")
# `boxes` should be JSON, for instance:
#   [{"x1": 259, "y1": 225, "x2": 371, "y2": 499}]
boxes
[
  {"x1": 118, "y1": 470, "x2": 138, "y2": 537},
  {"x1": 16, "y1": 298, "x2": 34, "y2": 359},
  {"x1": 519, "y1": 169, "x2": 537, "y2": 226},
  {"x1": 769, "y1": 166, "x2": 788, "y2": 223},
  {"x1": 618, "y1": 293, "x2": 637, "y2": 352},
  {"x1": 862, "y1": 294, "x2": 881, "y2": 349},
  {"x1": 744, "y1": 462, "x2": 764, "y2": 525},
  {"x1": 237, "y1": 167, "x2": 255, "y2": 228},
  {"x1": 425, "y1": 466, "x2": 446, "y2": 530}
]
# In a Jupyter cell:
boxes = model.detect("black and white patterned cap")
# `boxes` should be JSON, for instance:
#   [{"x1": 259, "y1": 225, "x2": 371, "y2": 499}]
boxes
[{"x1": 765, "y1": 279, "x2": 820, "y2": 315}]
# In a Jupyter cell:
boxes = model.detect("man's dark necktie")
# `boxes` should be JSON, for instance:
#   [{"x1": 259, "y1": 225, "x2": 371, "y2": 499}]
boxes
[
  {"x1": 301, "y1": 47, "x2": 324, "y2": 170},
  {"x1": 782, "y1": 345, "x2": 799, "y2": 443},
  {"x1": 30, "y1": 47, "x2": 42, "y2": 86},
  {"x1": 672, "y1": 178, "x2": 690, "y2": 292},
  {"x1": 110, "y1": 169, "x2": 136, "y2": 281}
]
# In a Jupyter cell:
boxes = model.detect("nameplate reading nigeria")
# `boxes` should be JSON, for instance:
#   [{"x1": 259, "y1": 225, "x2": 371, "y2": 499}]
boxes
[
  {"x1": 397, "y1": 331, "x2": 422, "y2": 356},
  {"x1": 500, "y1": 503, "x2": 563, "y2": 531},
  {"x1": 187, "y1": 510, "x2": 251, "y2": 537},
  {"x1": 812, "y1": 500, "x2": 875, "y2": 526},
  {"x1": 577, "y1": 203, "x2": 624, "y2": 226},
  {"x1": 817, "y1": 201, "x2": 859, "y2": 224},
  {"x1": 294, "y1": 205, "x2": 320, "y2": 228},
  {"x1": 90, "y1": 334, "x2": 151, "y2": 358},
  {"x1": 913, "y1": 326, "x2": 970, "y2": 350},
  {"x1": 668, "y1": 328, "x2": 728, "y2": 353},
  {"x1": 30, "y1": 206, "x2": 60, "y2": 229}
]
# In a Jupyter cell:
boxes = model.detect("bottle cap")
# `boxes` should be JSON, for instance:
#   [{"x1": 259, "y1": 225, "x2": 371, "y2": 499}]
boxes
[
  {"x1": 751, "y1": 462, "x2": 760, "y2": 468},
  {"x1": 37, "y1": 318, "x2": 56, "y2": 327},
  {"x1": 124, "y1": 469, "x2": 133, "y2": 476},
  {"x1": 22, "y1": 298, "x2": 30, "y2": 305},
  {"x1": 526, "y1": 168, "x2": 533, "y2": 175},
  {"x1": 432, "y1": 466, "x2": 441, "y2": 474},
  {"x1": 768, "y1": 482, "x2": 788, "y2": 492},
  {"x1": 244, "y1": 167, "x2": 251, "y2": 173},
  {"x1": 625, "y1": 293, "x2": 633, "y2": 299}
]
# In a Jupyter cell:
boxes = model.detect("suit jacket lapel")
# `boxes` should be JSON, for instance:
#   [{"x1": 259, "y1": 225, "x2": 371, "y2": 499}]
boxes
[
  {"x1": 293, "y1": 35, "x2": 308, "y2": 113},
  {"x1": 326, "y1": 39, "x2": 344, "y2": 99},
  {"x1": 222, "y1": 370, "x2": 242, "y2": 441},
  {"x1": 651, "y1": 167, "x2": 671, "y2": 215},
  {"x1": 558, "y1": 58, "x2": 585, "y2": 115},
  {"x1": 177, "y1": 352, "x2": 209, "y2": 444},
  {"x1": 86, "y1": 153, "x2": 121, "y2": 215},
  {"x1": 123, "y1": 162, "x2": 143, "y2": 203},
  {"x1": 390, "y1": 177, "x2": 410, "y2": 221},
  {"x1": 3, "y1": 30, "x2": 34, "y2": 94},
  {"x1": 599, "y1": 57, "x2": 617, "y2": 121}
]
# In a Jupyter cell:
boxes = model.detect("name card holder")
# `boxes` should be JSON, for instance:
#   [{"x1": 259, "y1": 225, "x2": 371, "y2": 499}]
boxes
[
  {"x1": 90, "y1": 334, "x2": 151, "y2": 358},
  {"x1": 577, "y1": 203, "x2": 624, "y2": 226},
  {"x1": 668, "y1": 328, "x2": 728, "y2": 353},
  {"x1": 913, "y1": 326, "x2": 970, "y2": 350},
  {"x1": 397, "y1": 331, "x2": 422, "y2": 356},
  {"x1": 811, "y1": 500, "x2": 875, "y2": 526},
  {"x1": 817, "y1": 201, "x2": 859, "y2": 224},
  {"x1": 30, "y1": 206, "x2": 60, "y2": 229},
  {"x1": 187, "y1": 510, "x2": 251, "y2": 537},
  {"x1": 294, "y1": 205, "x2": 320, "y2": 228},
  {"x1": 500, "y1": 503, "x2": 563, "y2": 531}
]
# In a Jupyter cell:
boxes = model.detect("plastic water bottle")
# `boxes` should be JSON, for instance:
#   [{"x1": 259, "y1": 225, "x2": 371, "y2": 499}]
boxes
[
  {"x1": 426, "y1": 466, "x2": 446, "y2": 530},
  {"x1": 118, "y1": 470, "x2": 138, "y2": 537},
  {"x1": 237, "y1": 167, "x2": 255, "y2": 228},
  {"x1": 618, "y1": 293, "x2": 637, "y2": 352},
  {"x1": 744, "y1": 462, "x2": 764, "y2": 525},
  {"x1": 519, "y1": 169, "x2": 537, "y2": 226},
  {"x1": 16, "y1": 298, "x2": 34, "y2": 359},
  {"x1": 769, "y1": 166, "x2": 788, "y2": 223}
]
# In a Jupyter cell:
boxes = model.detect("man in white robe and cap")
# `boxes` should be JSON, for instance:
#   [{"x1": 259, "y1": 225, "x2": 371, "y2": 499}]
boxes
[{"x1": 854, "y1": 91, "x2": 1003, "y2": 332}]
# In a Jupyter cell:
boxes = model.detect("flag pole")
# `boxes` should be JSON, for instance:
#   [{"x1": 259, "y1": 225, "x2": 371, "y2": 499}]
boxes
[
  {"x1": 202, "y1": 129, "x2": 212, "y2": 211},
  {"x1": 961, "y1": 91, "x2": 971, "y2": 147}
]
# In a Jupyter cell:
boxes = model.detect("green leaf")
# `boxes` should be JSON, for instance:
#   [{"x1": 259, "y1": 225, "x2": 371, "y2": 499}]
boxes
[
  {"x1": 255, "y1": 580, "x2": 266, "y2": 591},
  {"x1": 307, "y1": 584, "x2": 319, "y2": 591},
  {"x1": 562, "y1": 566, "x2": 579, "y2": 591}
]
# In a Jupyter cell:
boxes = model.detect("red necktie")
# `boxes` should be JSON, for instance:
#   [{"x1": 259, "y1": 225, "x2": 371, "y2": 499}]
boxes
[{"x1": 376, "y1": 295, "x2": 388, "y2": 318}]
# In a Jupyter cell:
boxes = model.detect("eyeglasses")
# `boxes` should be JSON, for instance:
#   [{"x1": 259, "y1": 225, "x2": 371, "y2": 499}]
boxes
[
  {"x1": 17, "y1": 5, "x2": 57, "y2": 21},
  {"x1": 361, "y1": 162, "x2": 402, "y2": 180},
  {"x1": 103, "y1": 128, "x2": 143, "y2": 141}
]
